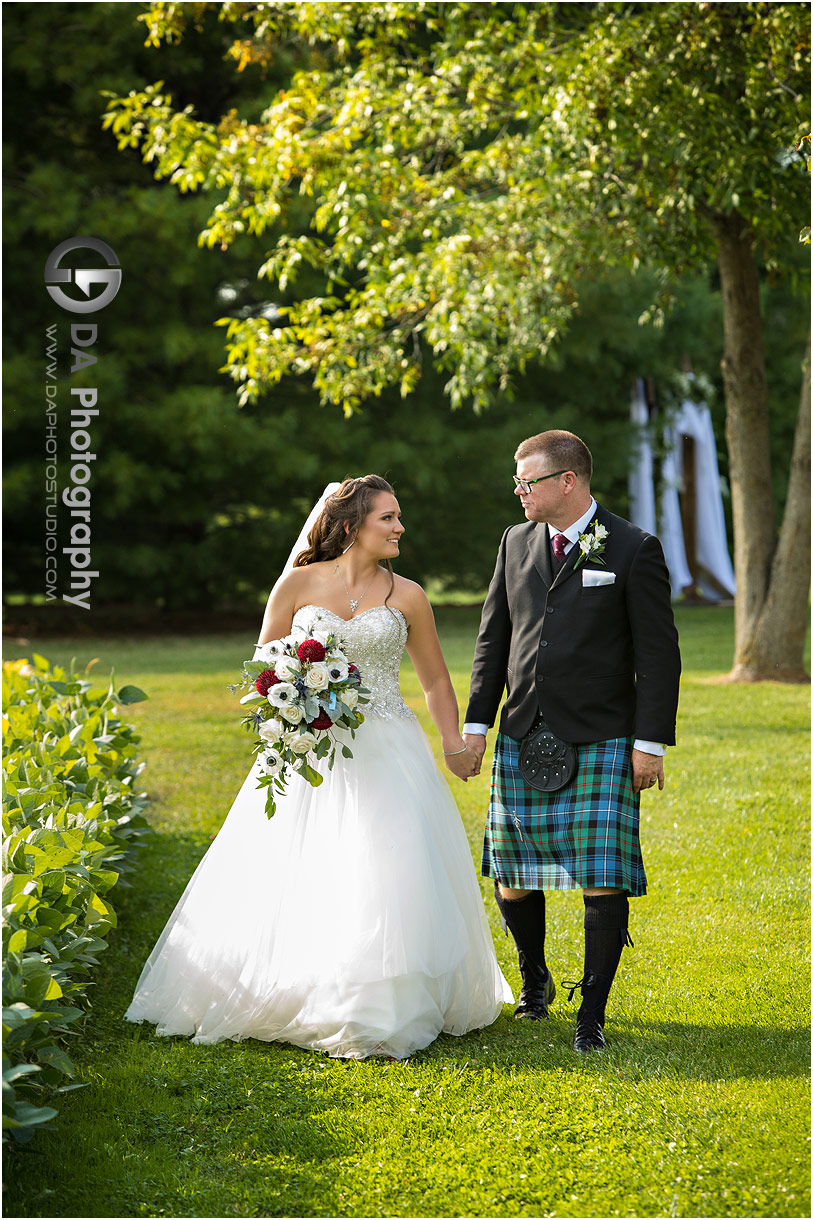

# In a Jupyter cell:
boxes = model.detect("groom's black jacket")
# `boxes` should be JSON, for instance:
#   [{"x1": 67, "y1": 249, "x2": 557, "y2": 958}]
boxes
[{"x1": 466, "y1": 504, "x2": 681, "y2": 745}]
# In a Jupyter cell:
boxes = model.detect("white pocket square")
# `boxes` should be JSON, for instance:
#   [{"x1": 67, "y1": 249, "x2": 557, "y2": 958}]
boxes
[{"x1": 582, "y1": 570, "x2": 616, "y2": 587}]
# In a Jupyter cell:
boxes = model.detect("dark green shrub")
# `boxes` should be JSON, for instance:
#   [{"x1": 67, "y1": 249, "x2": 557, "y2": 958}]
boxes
[{"x1": 2, "y1": 656, "x2": 150, "y2": 1143}]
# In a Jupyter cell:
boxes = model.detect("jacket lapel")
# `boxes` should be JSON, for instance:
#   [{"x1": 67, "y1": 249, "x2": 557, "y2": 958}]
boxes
[{"x1": 529, "y1": 523, "x2": 552, "y2": 588}]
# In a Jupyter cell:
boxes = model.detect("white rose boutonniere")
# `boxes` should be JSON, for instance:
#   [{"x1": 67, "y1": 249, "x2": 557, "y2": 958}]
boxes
[{"x1": 574, "y1": 520, "x2": 609, "y2": 570}]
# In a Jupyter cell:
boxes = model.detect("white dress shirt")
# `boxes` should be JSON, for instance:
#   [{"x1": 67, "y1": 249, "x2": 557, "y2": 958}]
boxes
[{"x1": 464, "y1": 498, "x2": 666, "y2": 756}]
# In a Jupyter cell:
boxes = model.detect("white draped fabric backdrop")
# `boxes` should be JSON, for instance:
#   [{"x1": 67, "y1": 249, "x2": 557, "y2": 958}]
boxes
[{"x1": 628, "y1": 379, "x2": 736, "y2": 602}]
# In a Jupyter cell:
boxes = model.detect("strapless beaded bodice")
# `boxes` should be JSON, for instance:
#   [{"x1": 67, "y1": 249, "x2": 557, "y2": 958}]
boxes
[{"x1": 292, "y1": 605, "x2": 416, "y2": 722}]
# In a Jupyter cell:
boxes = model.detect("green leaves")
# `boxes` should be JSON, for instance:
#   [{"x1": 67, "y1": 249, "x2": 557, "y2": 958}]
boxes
[
  {"x1": 2, "y1": 656, "x2": 150, "y2": 1144},
  {"x1": 117, "y1": 686, "x2": 148, "y2": 706},
  {"x1": 298, "y1": 763, "x2": 324, "y2": 789},
  {"x1": 19, "y1": 959, "x2": 63, "y2": 1007},
  {"x1": 104, "y1": 2, "x2": 809, "y2": 414}
]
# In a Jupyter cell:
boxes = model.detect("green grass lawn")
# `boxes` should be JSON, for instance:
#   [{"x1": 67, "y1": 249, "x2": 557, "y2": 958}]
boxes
[{"x1": 3, "y1": 606, "x2": 810, "y2": 1219}]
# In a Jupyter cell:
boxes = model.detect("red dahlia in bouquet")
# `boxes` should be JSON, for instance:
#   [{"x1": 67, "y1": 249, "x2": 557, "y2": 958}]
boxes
[{"x1": 233, "y1": 625, "x2": 370, "y2": 817}]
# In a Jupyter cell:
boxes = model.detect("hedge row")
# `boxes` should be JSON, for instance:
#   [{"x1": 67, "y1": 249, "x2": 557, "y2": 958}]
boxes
[{"x1": 2, "y1": 655, "x2": 150, "y2": 1144}]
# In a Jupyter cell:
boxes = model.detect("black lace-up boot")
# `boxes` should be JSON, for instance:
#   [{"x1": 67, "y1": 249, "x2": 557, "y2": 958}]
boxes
[
  {"x1": 565, "y1": 892, "x2": 632, "y2": 1052},
  {"x1": 493, "y1": 882, "x2": 556, "y2": 1020}
]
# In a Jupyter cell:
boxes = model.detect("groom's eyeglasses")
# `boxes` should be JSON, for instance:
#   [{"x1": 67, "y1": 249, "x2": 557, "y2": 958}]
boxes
[{"x1": 512, "y1": 470, "x2": 568, "y2": 494}]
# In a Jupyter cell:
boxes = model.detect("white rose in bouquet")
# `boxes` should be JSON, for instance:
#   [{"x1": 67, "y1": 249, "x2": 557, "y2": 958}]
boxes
[
  {"x1": 290, "y1": 730, "x2": 318, "y2": 755},
  {"x1": 268, "y1": 682, "x2": 299, "y2": 709},
  {"x1": 274, "y1": 655, "x2": 302, "y2": 681},
  {"x1": 258, "y1": 718, "x2": 283, "y2": 743},
  {"x1": 305, "y1": 662, "x2": 329, "y2": 692},
  {"x1": 280, "y1": 703, "x2": 305, "y2": 725},
  {"x1": 341, "y1": 687, "x2": 359, "y2": 710},
  {"x1": 326, "y1": 659, "x2": 349, "y2": 683}
]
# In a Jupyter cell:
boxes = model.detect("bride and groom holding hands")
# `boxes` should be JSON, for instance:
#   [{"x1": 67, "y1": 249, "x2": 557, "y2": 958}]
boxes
[{"x1": 126, "y1": 429, "x2": 681, "y2": 1060}]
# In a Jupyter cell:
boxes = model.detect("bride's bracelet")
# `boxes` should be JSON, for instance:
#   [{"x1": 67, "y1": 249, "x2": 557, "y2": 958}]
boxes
[{"x1": 442, "y1": 746, "x2": 469, "y2": 756}]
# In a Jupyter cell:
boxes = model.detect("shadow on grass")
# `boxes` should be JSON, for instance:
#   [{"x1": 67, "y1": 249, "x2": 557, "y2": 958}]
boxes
[
  {"x1": 110, "y1": 1001, "x2": 811, "y2": 1092},
  {"x1": 5, "y1": 1038, "x2": 361, "y2": 1220},
  {"x1": 403, "y1": 1010, "x2": 811, "y2": 1082}
]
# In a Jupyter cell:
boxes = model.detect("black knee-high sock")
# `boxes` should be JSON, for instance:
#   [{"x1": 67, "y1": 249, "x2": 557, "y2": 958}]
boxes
[
  {"x1": 576, "y1": 892, "x2": 632, "y2": 1020},
  {"x1": 493, "y1": 882, "x2": 547, "y2": 974}
]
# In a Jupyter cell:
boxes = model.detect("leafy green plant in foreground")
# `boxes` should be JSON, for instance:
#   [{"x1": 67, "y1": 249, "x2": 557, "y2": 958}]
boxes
[{"x1": 2, "y1": 656, "x2": 150, "y2": 1143}]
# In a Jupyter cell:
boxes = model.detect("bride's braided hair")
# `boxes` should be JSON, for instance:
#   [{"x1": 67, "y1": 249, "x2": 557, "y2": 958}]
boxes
[{"x1": 293, "y1": 477, "x2": 397, "y2": 605}]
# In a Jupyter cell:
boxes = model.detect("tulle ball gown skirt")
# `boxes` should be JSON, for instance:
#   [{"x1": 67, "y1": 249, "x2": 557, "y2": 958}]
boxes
[{"x1": 125, "y1": 713, "x2": 512, "y2": 1060}]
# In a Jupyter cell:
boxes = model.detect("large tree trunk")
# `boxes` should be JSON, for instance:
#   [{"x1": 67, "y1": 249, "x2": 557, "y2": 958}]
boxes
[
  {"x1": 716, "y1": 211, "x2": 810, "y2": 682},
  {"x1": 732, "y1": 330, "x2": 811, "y2": 681}
]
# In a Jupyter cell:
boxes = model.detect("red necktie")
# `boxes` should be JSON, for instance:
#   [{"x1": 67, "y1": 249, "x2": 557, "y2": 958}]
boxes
[{"x1": 553, "y1": 533, "x2": 568, "y2": 561}]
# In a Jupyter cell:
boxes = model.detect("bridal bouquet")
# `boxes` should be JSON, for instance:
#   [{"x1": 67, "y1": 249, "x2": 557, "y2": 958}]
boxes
[{"x1": 234, "y1": 627, "x2": 370, "y2": 818}]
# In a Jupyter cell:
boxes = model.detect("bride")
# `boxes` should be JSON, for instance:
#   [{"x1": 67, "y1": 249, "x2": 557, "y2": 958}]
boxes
[{"x1": 126, "y1": 475, "x2": 512, "y2": 1059}]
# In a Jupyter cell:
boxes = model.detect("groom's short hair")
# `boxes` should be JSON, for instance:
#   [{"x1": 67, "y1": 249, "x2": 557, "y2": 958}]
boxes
[{"x1": 514, "y1": 430, "x2": 593, "y2": 481}]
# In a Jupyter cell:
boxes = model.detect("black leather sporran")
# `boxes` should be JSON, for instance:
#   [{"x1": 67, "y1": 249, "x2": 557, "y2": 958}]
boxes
[{"x1": 518, "y1": 720, "x2": 577, "y2": 792}]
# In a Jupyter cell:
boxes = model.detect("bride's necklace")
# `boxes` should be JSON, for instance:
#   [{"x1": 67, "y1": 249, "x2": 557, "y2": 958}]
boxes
[{"x1": 335, "y1": 562, "x2": 378, "y2": 614}]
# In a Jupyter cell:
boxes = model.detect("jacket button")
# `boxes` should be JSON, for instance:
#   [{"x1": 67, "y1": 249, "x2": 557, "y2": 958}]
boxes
[
  {"x1": 547, "y1": 606, "x2": 555, "y2": 613},
  {"x1": 540, "y1": 640, "x2": 548, "y2": 647}
]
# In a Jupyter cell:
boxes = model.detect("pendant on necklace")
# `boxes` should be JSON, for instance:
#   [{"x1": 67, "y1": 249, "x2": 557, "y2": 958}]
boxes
[{"x1": 349, "y1": 600, "x2": 359, "y2": 612}]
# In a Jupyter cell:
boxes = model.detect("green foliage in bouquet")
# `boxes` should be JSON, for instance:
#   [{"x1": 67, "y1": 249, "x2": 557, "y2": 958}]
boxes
[{"x1": 2, "y1": 656, "x2": 150, "y2": 1144}]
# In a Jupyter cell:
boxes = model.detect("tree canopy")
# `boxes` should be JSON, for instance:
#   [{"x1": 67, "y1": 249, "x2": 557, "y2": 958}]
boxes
[{"x1": 106, "y1": 1, "x2": 810, "y2": 412}]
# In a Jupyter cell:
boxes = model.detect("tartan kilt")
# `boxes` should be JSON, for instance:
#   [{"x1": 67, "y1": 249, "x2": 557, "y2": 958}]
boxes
[{"x1": 483, "y1": 732, "x2": 647, "y2": 896}]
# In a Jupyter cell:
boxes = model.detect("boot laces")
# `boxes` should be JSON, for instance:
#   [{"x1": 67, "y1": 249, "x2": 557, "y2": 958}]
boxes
[{"x1": 562, "y1": 973, "x2": 594, "y2": 1003}]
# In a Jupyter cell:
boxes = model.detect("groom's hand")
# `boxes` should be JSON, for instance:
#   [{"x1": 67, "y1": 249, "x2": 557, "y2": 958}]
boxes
[
  {"x1": 463, "y1": 733, "x2": 487, "y2": 777},
  {"x1": 631, "y1": 748, "x2": 665, "y2": 793}
]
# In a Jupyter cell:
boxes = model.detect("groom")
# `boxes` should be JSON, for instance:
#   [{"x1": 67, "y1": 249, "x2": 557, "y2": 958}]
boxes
[{"x1": 464, "y1": 430, "x2": 681, "y2": 1051}]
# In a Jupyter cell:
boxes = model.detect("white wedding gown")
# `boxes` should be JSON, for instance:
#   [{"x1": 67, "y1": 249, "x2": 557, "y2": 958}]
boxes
[{"x1": 125, "y1": 604, "x2": 512, "y2": 1059}]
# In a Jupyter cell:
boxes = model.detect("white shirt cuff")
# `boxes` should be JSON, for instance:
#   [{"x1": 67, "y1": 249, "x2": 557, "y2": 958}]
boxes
[
  {"x1": 464, "y1": 728, "x2": 666, "y2": 754},
  {"x1": 463, "y1": 722, "x2": 489, "y2": 737}
]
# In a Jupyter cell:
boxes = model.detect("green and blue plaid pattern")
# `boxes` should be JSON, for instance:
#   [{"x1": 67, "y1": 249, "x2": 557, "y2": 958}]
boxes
[{"x1": 483, "y1": 733, "x2": 647, "y2": 895}]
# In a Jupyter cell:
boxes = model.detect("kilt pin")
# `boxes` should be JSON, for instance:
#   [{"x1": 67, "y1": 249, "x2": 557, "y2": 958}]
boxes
[{"x1": 466, "y1": 499, "x2": 681, "y2": 1050}]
